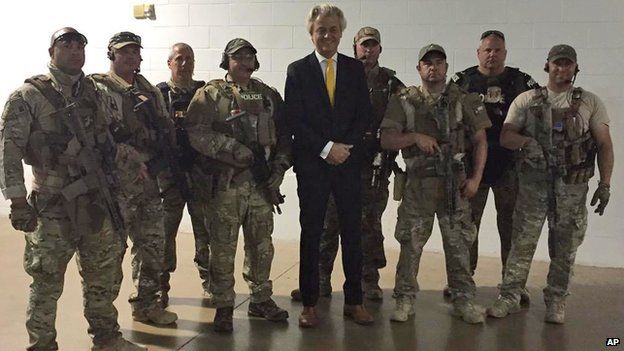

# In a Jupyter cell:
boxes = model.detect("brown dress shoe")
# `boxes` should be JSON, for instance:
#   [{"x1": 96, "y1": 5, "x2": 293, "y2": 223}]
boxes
[
  {"x1": 298, "y1": 306, "x2": 319, "y2": 328},
  {"x1": 344, "y1": 304, "x2": 374, "y2": 325}
]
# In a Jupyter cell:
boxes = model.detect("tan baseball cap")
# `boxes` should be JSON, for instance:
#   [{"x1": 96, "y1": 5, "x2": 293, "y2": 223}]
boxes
[
  {"x1": 354, "y1": 27, "x2": 381, "y2": 45},
  {"x1": 418, "y1": 43, "x2": 446, "y2": 61}
]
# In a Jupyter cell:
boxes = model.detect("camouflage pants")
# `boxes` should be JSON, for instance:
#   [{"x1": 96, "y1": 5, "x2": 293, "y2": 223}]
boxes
[
  {"x1": 118, "y1": 190, "x2": 166, "y2": 311},
  {"x1": 393, "y1": 177, "x2": 477, "y2": 299},
  {"x1": 500, "y1": 168, "x2": 588, "y2": 303},
  {"x1": 161, "y1": 186, "x2": 211, "y2": 294},
  {"x1": 24, "y1": 193, "x2": 124, "y2": 350},
  {"x1": 319, "y1": 173, "x2": 389, "y2": 290},
  {"x1": 469, "y1": 169, "x2": 517, "y2": 275},
  {"x1": 205, "y1": 180, "x2": 274, "y2": 308}
]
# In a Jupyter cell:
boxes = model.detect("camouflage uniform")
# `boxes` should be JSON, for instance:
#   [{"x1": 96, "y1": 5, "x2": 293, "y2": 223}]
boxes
[
  {"x1": 451, "y1": 66, "x2": 538, "y2": 274},
  {"x1": 90, "y1": 71, "x2": 172, "y2": 316},
  {"x1": 185, "y1": 77, "x2": 291, "y2": 309},
  {"x1": 497, "y1": 86, "x2": 608, "y2": 307},
  {"x1": 319, "y1": 64, "x2": 404, "y2": 294},
  {"x1": 380, "y1": 83, "x2": 490, "y2": 309},
  {"x1": 157, "y1": 79, "x2": 211, "y2": 300},
  {"x1": 0, "y1": 64, "x2": 126, "y2": 350}
]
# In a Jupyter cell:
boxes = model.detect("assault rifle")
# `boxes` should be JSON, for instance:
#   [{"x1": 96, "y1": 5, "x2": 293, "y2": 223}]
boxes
[
  {"x1": 133, "y1": 91, "x2": 192, "y2": 201},
  {"x1": 433, "y1": 90, "x2": 464, "y2": 229},
  {"x1": 213, "y1": 111, "x2": 285, "y2": 213},
  {"x1": 62, "y1": 103, "x2": 125, "y2": 235}
]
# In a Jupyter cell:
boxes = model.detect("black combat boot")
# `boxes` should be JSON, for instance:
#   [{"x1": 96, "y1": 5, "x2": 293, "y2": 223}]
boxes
[{"x1": 214, "y1": 307, "x2": 234, "y2": 332}]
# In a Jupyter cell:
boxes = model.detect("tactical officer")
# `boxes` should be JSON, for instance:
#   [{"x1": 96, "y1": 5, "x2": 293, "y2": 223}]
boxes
[
  {"x1": 156, "y1": 43, "x2": 211, "y2": 307},
  {"x1": 0, "y1": 28, "x2": 145, "y2": 351},
  {"x1": 380, "y1": 44, "x2": 491, "y2": 324},
  {"x1": 290, "y1": 26, "x2": 404, "y2": 302},
  {"x1": 450, "y1": 30, "x2": 538, "y2": 303},
  {"x1": 185, "y1": 38, "x2": 291, "y2": 332},
  {"x1": 89, "y1": 31, "x2": 178, "y2": 325},
  {"x1": 487, "y1": 44, "x2": 613, "y2": 324}
]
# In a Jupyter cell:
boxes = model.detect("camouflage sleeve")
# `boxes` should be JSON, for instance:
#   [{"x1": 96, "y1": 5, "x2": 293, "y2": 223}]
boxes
[
  {"x1": 462, "y1": 92, "x2": 492, "y2": 134},
  {"x1": 268, "y1": 87, "x2": 292, "y2": 170},
  {"x1": 185, "y1": 85, "x2": 241, "y2": 159},
  {"x1": 380, "y1": 93, "x2": 407, "y2": 132},
  {"x1": 0, "y1": 90, "x2": 33, "y2": 199}
]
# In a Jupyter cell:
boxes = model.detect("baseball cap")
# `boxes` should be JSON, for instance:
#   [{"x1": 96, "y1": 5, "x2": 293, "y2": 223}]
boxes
[
  {"x1": 354, "y1": 26, "x2": 381, "y2": 45},
  {"x1": 108, "y1": 31, "x2": 142, "y2": 50},
  {"x1": 547, "y1": 44, "x2": 577, "y2": 63},
  {"x1": 418, "y1": 43, "x2": 446, "y2": 61},
  {"x1": 224, "y1": 38, "x2": 257, "y2": 55}
]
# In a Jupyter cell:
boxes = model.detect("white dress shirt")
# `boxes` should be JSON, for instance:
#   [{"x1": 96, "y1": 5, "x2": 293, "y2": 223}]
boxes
[{"x1": 314, "y1": 50, "x2": 338, "y2": 159}]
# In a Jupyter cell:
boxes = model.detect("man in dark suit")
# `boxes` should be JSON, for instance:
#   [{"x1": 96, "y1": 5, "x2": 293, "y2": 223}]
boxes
[{"x1": 283, "y1": 4, "x2": 373, "y2": 328}]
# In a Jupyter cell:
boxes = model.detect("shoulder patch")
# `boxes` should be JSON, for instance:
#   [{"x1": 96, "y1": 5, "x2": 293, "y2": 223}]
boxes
[{"x1": 2, "y1": 91, "x2": 31, "y2": 122}]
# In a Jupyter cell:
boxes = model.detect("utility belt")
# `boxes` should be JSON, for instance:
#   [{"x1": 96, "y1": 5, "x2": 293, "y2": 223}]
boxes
[{"x1": 32, "y1": 171, "x2": 107, "y2": 200}]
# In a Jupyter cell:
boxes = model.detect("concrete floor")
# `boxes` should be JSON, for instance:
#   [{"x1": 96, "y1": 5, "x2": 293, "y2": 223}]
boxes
[{"x1": 0, "y1": 218, "x2": 622, "y2": 351}]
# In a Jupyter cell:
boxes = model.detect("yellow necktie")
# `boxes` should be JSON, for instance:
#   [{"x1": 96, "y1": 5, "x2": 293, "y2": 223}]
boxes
[{"x1": 326, "y1": 58, "x2": 335, "y2": 106}]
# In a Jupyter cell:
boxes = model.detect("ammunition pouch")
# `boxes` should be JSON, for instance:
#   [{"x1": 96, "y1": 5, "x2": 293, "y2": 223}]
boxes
[
  {"x1": 257, "y1": 111, "x2": 277, "y2": 147},
  {"x1": 560, "y1": 133, "x2": 596, "y2": 184},
  {"x1": 393, "y1": 171, "x2": 407, "y2": 201}
]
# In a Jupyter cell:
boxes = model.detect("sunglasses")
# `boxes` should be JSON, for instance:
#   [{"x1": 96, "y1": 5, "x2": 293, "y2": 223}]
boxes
[{"x1": 480, "y1": 30, "x2": 505, "y2": 40}]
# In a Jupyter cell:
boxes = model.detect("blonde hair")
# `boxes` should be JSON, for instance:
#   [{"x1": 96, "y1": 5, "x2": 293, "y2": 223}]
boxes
[{"x1": 306, "y1": 3, "x2": 347, "y2": 35}]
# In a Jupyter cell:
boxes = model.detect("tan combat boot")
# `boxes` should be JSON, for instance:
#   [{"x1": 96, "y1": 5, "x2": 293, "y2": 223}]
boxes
[
  {"x1": 390, "y1": 296, "x2": 415, "y2": 322},
  {"x1": 486, "y1": 295, "x2": 521, "y2": 318},
  {"x1": 132, "y1": 306, "x2": 178, "y2": 325},
  {"x1": 92, "y1": 337, "x2": 147, "y2": 351},
  {"x1": 452, "y1": 297, "x2": 485, "y2": 324},
  {"x1": 544, "y1": 300, "x2": 566, "y2": 324}
]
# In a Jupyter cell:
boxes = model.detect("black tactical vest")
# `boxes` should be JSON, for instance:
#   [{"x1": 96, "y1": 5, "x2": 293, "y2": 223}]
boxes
[
  {"x1": 157, "y1": 80, "x2": 205, "y2": 171},
  {"x1": 452, "y1": 66, "x2": 538, "y2": 184}
]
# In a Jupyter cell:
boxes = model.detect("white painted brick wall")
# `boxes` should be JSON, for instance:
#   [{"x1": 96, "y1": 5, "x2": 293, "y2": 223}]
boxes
[
  {"x1": 506, "y1": 0, "x2": 562, "y2": 23},
  {"x1": 230, "y1": 3, "x2": 273, "y2": 25},
  {"x1": 248, "y1": 26, "x2": 293, "y2": 48},
  {"x1": 1, "y1": 0, "x2": 622, "y2": 267},
  {"x1": 189, "y1": 4, "x2": 231, "y2": 26}
]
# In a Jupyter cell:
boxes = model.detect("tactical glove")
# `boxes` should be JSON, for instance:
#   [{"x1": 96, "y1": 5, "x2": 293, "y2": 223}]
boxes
[
  {"x1": 267, "y1": 171, "x2": 285, "y2": 190},
  {"x1": 267, "y1": 159, "x2": 290, "y2": 190},
  {"x1": 590, "y1": 182, "x2": 610, "y2": 216},
  {"x1": 10, "y1": 202, "x2": 38, "y2": 232}
]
